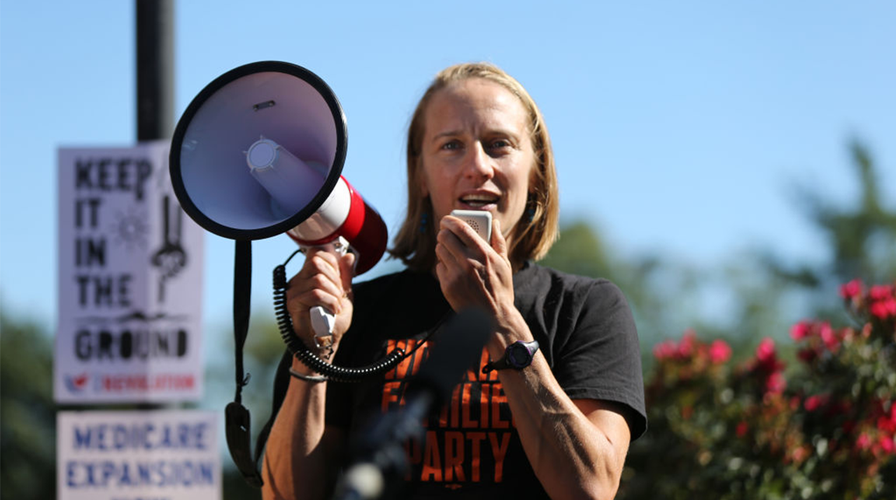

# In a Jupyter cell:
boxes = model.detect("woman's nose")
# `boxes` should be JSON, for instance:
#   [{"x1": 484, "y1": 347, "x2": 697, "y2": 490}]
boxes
[{"x1": 464, "y1": 143, "x2": 495, "y2": 179}]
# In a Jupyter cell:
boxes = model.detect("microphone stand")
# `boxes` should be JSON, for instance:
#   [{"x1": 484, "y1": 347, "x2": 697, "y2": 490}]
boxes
[
  {"x1": 332, "y1": 308, "x2": 493, "y2": 500},
  {"x1": 332, "y1": 393, "x2": 433, "y2": 500}
]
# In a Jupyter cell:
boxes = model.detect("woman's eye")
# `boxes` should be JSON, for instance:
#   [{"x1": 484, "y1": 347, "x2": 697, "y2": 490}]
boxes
[
  {"x1": 488, "y1": 139, "x2": 513, "y2": 153},
  {"x1": 440, "y1": 140, "x2": 462, "y2": 151}
]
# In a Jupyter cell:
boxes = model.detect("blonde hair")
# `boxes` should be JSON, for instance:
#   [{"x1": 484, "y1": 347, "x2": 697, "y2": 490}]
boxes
[{"x1": 389, "y1": 62, "x2": 560, "y2": 271}]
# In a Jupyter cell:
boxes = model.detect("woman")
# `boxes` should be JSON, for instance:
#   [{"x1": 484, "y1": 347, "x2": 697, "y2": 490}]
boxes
[{"x1": 261, "y1": 63, "x2": 647, "y2": 500}]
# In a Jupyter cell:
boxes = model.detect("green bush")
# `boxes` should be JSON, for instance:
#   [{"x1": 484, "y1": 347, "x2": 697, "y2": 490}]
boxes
[{"x1": 621, "y1": 280, "x2": 896, "y2": 500}]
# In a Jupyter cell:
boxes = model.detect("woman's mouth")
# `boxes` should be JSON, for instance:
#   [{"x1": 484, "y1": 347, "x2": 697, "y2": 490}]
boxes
[{"x1": 459, "y1": 194, "x2": 499, "y2": 210}]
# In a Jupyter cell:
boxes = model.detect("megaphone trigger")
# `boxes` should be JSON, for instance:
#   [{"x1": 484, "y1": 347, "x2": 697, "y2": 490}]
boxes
[{"x1": 311, "y1": 306, "x2": 336, "y2": 349}]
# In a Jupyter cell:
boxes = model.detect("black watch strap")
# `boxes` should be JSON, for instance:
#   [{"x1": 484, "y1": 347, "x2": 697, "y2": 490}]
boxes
[{"x1": 482, "y1": 340, "x2": 539, "y2": 373}]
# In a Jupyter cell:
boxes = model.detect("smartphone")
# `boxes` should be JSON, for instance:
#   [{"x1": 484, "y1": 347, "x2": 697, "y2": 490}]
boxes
[{"x1": 451, "y1": 210, "x2": 492, "y2": 242}]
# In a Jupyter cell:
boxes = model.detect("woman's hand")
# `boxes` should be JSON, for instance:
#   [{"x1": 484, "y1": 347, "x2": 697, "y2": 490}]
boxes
[
  {"x1": 435, "y1": 216, "x2": 517, "y2": 325},
  {"x1": 285, "y1": 248, "x2": 356, "y2": 352}
]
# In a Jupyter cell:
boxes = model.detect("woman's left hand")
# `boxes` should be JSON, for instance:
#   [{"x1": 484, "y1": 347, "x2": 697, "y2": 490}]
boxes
[
  {"x1": 438, "y1": 214, "x2": 630, "y2": 500},
  {"x1": 435, "y1": 216, "x2": 517, "y2": 325}
]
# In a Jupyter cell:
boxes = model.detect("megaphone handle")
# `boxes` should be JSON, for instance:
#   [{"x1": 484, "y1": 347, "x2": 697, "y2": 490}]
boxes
[{"x1": 304, "y1": 236, "x2": 351, "y2": 347}]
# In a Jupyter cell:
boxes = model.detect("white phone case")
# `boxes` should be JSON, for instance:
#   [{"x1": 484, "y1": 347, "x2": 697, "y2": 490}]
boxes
[{"x1": 451, "y1": 210, "x2": 492, "y2": 242}]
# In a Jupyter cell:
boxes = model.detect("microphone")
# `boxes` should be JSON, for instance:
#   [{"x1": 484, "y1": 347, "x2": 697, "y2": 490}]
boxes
[{"x1": 334, "y1": 308, "x2": 494, "y2": 500}]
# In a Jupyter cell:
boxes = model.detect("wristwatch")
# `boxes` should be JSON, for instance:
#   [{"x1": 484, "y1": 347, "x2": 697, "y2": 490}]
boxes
[{"x1": 483, "y1": 340, "x2": 540, "y2": 373}]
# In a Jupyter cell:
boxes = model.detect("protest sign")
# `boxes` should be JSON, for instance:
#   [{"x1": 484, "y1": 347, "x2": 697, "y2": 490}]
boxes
[
  {"x1": 55, "y1": 142, "x2": 204, "y2": 403},
  {"x1": 57, "y1": 410, "x2": 220, "y2": 500}
]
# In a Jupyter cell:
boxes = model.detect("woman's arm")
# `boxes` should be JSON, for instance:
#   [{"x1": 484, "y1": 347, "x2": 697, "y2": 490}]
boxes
[
  {"x1": 260, "y1": 249, "x2": 355, "y2": 500},
  {"x1": 487, "y1": 312, "x2": 631, "y2": 500},
  {"x1": 436, "y1": 216, "x2": 632, "y2": 500},
  {"x1": 262, "y1": 358, "x2": 345, "y2": 500}
]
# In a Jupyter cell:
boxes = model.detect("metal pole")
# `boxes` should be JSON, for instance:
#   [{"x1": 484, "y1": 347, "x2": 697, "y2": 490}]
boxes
[
  {"x1": 136, "y1": 0, "x2": 174, "y2": 141},
  {"x1": 135, "y1": 0, "x2": 174, "y2": 415}
]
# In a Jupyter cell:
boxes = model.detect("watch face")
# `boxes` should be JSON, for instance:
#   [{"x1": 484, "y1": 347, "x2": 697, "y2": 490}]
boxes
[{"x1": 507, "y1": 343, "x2": 531, "y2": 368}]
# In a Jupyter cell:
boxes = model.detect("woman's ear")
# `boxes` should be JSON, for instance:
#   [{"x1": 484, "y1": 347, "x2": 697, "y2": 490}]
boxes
[
  {"x1": 528, "y1": 165, "x2": 540, "y2": 191},
  {"x1": 417, "y1": 169, "x2": 430, "y2": 198},
  {"x1": 527, "y1": 190, "x2": 536, "y2": 207}
]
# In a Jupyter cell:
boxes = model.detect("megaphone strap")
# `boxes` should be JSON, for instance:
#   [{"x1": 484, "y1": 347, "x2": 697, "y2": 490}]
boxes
[
  {"x1": 233, "y1": 240, "x2": 252, "y2": 403},
  {"x1": 227, "y1": 239, "x2": 265, "y2": 487}
]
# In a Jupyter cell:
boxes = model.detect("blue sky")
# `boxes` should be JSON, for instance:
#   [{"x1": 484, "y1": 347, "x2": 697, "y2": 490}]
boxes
[{"x1": 2, "y1": 1, "x2": 894, "y2": 333}]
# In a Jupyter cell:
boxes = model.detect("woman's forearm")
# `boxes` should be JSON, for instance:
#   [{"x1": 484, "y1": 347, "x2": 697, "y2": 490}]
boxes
[
  {"x1": 261, "y1": 357, "x2": 338, "y2": 500},
  {"x1": 489, "y1": 315, "x2": 630, "y2": 500}
]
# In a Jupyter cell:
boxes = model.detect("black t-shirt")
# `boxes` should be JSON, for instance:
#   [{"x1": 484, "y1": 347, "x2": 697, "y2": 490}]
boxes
[{"x1": 263, "y1": 262, "x2": 647, "y2": 499}]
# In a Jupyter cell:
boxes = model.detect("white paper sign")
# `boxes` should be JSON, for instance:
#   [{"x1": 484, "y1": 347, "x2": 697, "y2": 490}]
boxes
[
  {"x1": 55, "y1": 142, "x2": 204, "y2": 403},
  {"x1": 57, "y1": 410, "x2": 221, "y2": 500}
]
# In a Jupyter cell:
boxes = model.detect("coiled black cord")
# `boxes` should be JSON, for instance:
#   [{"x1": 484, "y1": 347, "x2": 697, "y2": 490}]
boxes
[{"x1": 273, "y1": 250, "x2": 406, "y2": 382}]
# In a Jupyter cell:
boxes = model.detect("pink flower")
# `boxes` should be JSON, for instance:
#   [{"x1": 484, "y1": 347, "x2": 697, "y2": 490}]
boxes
[
  {"x1": 766, "y1": 371, "x2": 786, "y2": 395},
  {"x1": 749, "y1": 338, "x2": 787, "y2": 395},
  {"x1": 677, "y1": 330, "x2": 697, "y2": 358},
  {"x1": 653, "y1": 340, "x2": 677, "y2": 361},
  {"x1": 819, "y1": 323, "x2": 840, "y2": 352},
  {"x1": 756, "y1": 338, "x2": 776, "y2": 364},
  {"x1": 868, "y1": 284, "x2": 894, "y2": 301},
  {"x1": 877, "y1": 404, "x2": 896, "y2": 434},
  {"x1": 856, "y1": 433, "x2": 872, "y2": 451},
  {"x1": 804, "y1": 395, "x2": 825, "y2": 412},
  {"x1": 869, "y1": 297, "x2": 896, "y2": 320},
  {"x1": 790, "y1": 321, "x2": 813, "y2": 341},
  {"x1": 862, "y1": 323, "x2": 873, "y2": 338},
  {"x1": 708, "y1": 339, "x2": 732, "y2": 364},
  {"x1": 839, "y1": 279, "x2": 863, "y2": 299},
  {"x1": 880, "y1": 436, "x2": 895, "y2": 455},
  {"x1": 790, "y1": 446, "x2": 809, "y2": 463}
]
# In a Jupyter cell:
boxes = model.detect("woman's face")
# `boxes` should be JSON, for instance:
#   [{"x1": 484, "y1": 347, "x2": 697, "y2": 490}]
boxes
[{"x1": 418, "y1": 78, "x2": 536, "y2": 243}]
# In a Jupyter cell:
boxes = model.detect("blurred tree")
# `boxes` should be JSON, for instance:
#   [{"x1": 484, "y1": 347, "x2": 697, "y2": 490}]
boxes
[
  {"x1": 541, "y1": 219, "x2": 715, "y2": 363},
  {"x1": 544, "y1": 140, "x2": 895, "y2": 364},
  {"x1": 539, "y1": 220, "x2": 614, "y2": 279},
  {"x1": 0, "y1": 308, "x2": 56, "y2": 500},
  {"x1": 810, "y1": 140, "x2": 896, "y2": 284},
  {"x1": 780, "y1": 139, "x2": 896, "y2": 313}
]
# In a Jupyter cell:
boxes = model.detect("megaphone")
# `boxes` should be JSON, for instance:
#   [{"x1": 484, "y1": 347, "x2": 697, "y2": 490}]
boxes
[
  {"x1": 169, "y1": 60, "x2": 387, "y2": 274},
  {"x1": 168, "y1": 61, "x2": 397, "y2": 488}
]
